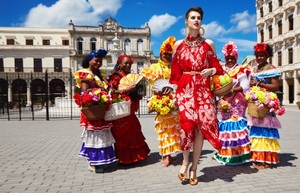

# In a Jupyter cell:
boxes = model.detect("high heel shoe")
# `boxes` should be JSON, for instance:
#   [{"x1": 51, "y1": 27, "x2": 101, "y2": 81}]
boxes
[
  {"x1": 189, "y1": 167, "x2": 198, "y2": 186},
  {"x1": 178, "y1": 163, "x2": 189, "y2": 181}
]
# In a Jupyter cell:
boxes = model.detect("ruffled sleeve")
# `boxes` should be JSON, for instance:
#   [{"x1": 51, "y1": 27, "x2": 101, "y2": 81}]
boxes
[
  {"x1": 255, "y1": 68, "x2": 281, "y2": 81},
  {"x1": 108, "y1": 74, "x2": 121, "y2": 90},
  {"x1": 73, "y1": 68, "x2": 107, "y2": 89},
  {"x1": 73, "y1": 69, "x2": 94, "y2": 88}
]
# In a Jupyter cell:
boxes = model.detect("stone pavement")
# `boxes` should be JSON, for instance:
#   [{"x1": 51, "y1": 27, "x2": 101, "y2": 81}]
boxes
[{"x1": 0, "y1": 105, "x2": 299, "y2": 193}]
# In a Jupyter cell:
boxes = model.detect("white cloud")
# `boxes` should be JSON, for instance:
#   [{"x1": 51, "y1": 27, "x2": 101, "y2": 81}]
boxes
[
  {"x1": 23, "y1": 0, "x2": 123, "y2": 27},
  {"x1": 143, "y1": 13, "x2": 178, "y2": 36},
  {"x1": 229, "y1": 11, "x2": 257, "y2": 34}
]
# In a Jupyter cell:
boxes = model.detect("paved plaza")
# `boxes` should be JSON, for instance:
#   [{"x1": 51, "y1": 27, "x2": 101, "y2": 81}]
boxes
[{"x1": 0, "y1": 105, "x2": 299, "y2": 193}]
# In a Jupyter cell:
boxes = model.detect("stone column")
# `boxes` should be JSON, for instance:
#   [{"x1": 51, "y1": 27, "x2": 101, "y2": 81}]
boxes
[
  {"x1": 282, "y1": 72, "x2": 290, "y2": 105},
  {"x1": 26, "y1": 86, "x2": 31, "y2": 106}
]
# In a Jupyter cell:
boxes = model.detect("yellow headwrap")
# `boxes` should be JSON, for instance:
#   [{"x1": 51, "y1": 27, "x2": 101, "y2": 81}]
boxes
[{"x1": 160, "y1": 36, "x2": 176, "y2": 54}]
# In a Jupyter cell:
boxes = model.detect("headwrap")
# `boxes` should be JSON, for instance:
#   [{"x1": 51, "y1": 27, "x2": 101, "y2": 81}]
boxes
[
  {"x1": 117, "y1": 54, "x2": 134, "y2": 64},
  {"x1": 160, "y1": 36, "x2": 176, "y2": 54},
  {"x1": 254, "y1": 42, "x2": 269, "y2": 58},
  {"x1": 222, "y1": 41, "x2": 238, "y2": 61},
  {"x1": 113, "y1": 54, "x2": 134, "y2": 72},
  {"x1": 88, "y1": 49, "x2": 108, "y2": 62}
]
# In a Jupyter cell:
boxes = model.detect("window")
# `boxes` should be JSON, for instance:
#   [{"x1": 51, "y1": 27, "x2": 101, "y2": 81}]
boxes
[
  {"x1": 54, "y1": 58, "x2": 62, "y2": 72},
  {"x1": 260, "y1": 29, "x2": 264, "y2": 42},
  {"x1": 15, "y1": 58, "x2": 24, "y2": 72},
  {"x1": 124, "y1": 38, "x2": 131, "y2": 54},
  {"x1": 288, "y1": 15, "x2": 294, "y2": 31},
  {"x1": 137, "y1": 62, "x2": 143, "y2": 73},
  {"x1": 268, "y1": 25, "x2": 272, "y2": 39},
  {"x1": 7, "y1": 39, "x2": 15, "y2": 45},
  {"x1": 107, "y1": 40, "x2": 113, "y2": 50},
  {"x1": 268, "y1": 2, "x2": 272, "y2": 12},
  {"x1": 77, "y1": 37, "x2": 83, "y2": 55},
  {"x1": 34, "y1": 58, "x2": 42, "y2": 72},
  {"x1": 278, "y1": 0, "x2": 282, "y2": 7},
  {"x1": 26, "y1": 39, "x2": 33, "y2": 45},
  {"x1": 137, "y1": 39, "x2": 143, "y2": 55},
  {"x1": 62, "y1": 39, "x2": 69, "y2": 45},
  {"x1": 278, "y1": 20, "x2": 282, "y2": 35},
  {"x1": 278, "y1": 51, "x2": 282, "y2": 67},
  {"x1": 90, "y1": 37, "x2": 97, "y2": 52},
  {"x1": 260, "y1": 7, "x2": 263, "y2": 17},
  {"x1": 0, "y1": 58, "x2": 3, "y2": 72},
  {"x1": 288, "y1": 48, "x2": 293, "y2": 64},
  {"x1": 43, "y1": 39, "x2": 50, "y2": 45}
]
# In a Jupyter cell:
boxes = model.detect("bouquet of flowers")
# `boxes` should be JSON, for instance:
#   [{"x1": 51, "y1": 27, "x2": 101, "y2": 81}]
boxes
[
  {"x1": 73, "y1": 88, "x2": 112, "y2": 108},
  {"x1": 73, "y1": 88, "x2": 112, "y2": 121},
  {"x1": 147, "y1": 94, "x2": 176, "y2": 115},
  {"x1": 245, "y1": 86, "x2": 285, "y2": 116}
]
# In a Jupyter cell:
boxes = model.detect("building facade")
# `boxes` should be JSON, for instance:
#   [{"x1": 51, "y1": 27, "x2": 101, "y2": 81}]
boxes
[
  {"x1": 256, "y1": 0, "x2": 300, "y2": 105},
  {"x1": 0, "y1": 18, "x2": 153, "y2": 107}
]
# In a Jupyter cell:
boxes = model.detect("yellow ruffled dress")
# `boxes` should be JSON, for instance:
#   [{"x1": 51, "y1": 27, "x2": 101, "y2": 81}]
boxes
[{"x1": 141, "y1": 60, "x2": 182, "y2": 156}]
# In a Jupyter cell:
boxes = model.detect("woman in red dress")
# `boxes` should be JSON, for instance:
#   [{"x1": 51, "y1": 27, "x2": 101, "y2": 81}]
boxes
[
  {"x1": 170, "y1": 6, "x2": 224, "y2": 185},
  {"x1": 108, "y1": 54, "x2": 150, "y2": 165}
]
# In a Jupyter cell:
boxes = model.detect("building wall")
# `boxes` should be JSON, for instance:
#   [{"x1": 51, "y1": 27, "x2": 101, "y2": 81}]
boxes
[{"x1": 256, "y1": 0, "x2": 300, "y2": 105}]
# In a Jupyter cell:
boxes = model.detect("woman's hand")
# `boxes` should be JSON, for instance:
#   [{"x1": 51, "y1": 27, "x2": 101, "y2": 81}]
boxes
[
  {"x1": 200, "y1": 68, "x2": 213, "y2": 78},
  {"x1": 250, "y1": 80, "x2": 260, "y2": 87}
]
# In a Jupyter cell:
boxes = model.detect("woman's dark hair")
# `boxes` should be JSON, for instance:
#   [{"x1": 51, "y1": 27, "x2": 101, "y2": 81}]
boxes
[
  {"x1": 81, "y1": 55, "x2": 89, "y2": 68},
  {"x1": 266, "y1": 44, "x2": 273, "y2": 57},
  {"x1": 185, "y1": 6, "x2": 204, "y2": 20}
]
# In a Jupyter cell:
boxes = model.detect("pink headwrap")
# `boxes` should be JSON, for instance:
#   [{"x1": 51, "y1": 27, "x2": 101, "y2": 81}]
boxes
[{"x1": 222, "y1": 41, "x2": 238, "y2": 61}]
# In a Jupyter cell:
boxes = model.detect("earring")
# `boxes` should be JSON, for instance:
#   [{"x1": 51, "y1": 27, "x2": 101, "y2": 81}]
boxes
[
  {"x1": 185, "y1": 27, "x2": 190, "y2": 35},
  {"x1": 199, "y1": 26, "x2": 205, "y2": 36}
]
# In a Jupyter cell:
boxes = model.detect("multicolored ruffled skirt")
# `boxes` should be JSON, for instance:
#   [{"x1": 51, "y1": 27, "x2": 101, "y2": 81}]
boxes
[
  {"x1": 79, "y1": 127, "x2": 116, "y2": 166},
  {"x1": 214, "y1": 116, "x2": 251, "y2": 165},
  {"x1": 248, "y1": 114, "x2": 281, "y2": 164},
  {"x1": 155, "y1": 111, "x2": 182, "y2": 156}
]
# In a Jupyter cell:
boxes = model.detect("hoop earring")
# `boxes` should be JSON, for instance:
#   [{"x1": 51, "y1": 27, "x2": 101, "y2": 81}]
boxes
[
  {"x1": 199, "y1": 26, "x2": 205, "y2": 36},
  {"x1": 185, "y1": 27, "x2": 190, "y2": 35}
]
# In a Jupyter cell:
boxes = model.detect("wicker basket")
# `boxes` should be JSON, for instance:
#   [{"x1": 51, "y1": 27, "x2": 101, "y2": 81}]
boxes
[
  {"x1": 247, "y1": 102, "x2": 269, "y2": 119},
  {"x1": 104, "y1": 101, "x2": 131, "y2": 121},
  {"x1": 213, "y1": 80, "x2": 233, "y2": 97},
  {"x1": 81, "y1": 105, "x2": 106, "y2": 121}
]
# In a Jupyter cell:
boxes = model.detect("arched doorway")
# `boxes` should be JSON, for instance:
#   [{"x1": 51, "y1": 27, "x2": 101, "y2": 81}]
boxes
[
  {"x1": 11, "y1": 79, "x2": 27, "y2": 107},
  {"x1": 0, "y1": 78, "x2": 8, "y2": 110},
  {"x1": 49, "y1": 79, "x2": 65, "y2": 104},
  {"x1": 31, "y1": 79, "x2": 46, "y2": 106}
]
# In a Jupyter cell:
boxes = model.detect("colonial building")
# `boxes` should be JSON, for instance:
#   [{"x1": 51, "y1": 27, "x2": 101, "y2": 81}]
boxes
[
  {"x1": 0, "y1": 18, "x2": 153, "y2": 107},
  {"x1": 256, "y1": 0, "x2": 300, "y2": 105}
]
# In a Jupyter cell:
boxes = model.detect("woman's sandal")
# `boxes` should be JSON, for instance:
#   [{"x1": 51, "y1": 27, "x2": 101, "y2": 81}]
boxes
[
  {"x1": 178, "y1": 163, "x2": 189, "y2": 181},
  {"x1": 189, "y1": 166, "x2": 198, "y2": 186}
]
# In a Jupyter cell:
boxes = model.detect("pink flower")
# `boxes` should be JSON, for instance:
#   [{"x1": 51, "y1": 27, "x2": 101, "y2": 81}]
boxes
[{"x1": 277, "y1": 107, "x2": 285, "y2": 116}]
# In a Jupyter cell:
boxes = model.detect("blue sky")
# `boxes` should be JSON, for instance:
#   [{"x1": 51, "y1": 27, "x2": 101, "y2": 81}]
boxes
[{"x1": 0, "y1": 0, "x2": 257, "y2": 64}]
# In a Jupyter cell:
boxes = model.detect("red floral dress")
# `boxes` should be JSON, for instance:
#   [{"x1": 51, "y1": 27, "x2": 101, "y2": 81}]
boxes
[
  {"x1": 170, "y1": 37, "x2": 223, "y2": 151},
  {"x1": 108, "y1": 72, "x2": 150, "y2": 164}
]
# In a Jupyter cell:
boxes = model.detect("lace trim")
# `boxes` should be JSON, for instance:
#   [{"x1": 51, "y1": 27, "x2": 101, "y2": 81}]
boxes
[{"x1": 183, "y1": 37, "x2": 205, "y2": 48}]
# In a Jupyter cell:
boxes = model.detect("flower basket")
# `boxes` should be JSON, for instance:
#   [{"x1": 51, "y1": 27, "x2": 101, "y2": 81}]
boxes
[
  {"x1": 213, "y1": 80, "x2": 233, "y2": 97},
  {"x1": 81, "y1": 105, "x2": 107, "y2": 121},
  {"x1": 104, "y1": 101, "x2": 131, "y2": 121},
  {"x1": 247, "y1": 102, "x2": 269, "y2": 119}
]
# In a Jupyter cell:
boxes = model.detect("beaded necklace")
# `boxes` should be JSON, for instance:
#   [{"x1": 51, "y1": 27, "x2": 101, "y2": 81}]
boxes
[{"x1": 183, "y1": 36, "x2": 205, "y2": 48}]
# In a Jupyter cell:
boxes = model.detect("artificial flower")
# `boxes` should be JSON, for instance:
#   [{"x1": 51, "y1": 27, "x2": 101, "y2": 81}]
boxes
[
  {"x1": 73, "y1": 88, "x2": 112, "y2": 108},
  {"x1": 147, "y1": 94, "x2": 176, "y2": 115},
  {"x1": 245, "y1": 86, "x2": 285, "y2": 116}
]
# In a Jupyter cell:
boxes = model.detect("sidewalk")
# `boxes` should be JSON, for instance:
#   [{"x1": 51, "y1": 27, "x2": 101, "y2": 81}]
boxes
[{"x1": 0, "y1": 105, "x2": 299, "y2": 193}]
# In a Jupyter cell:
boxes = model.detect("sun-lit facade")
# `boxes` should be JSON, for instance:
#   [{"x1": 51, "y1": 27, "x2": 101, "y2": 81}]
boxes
[
  {"x1": 256, "y1": 0, "x2": 300, "y2": 105},
  {"x1": 0, "y1": 18, "x2": 153, "y2": 107}
]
